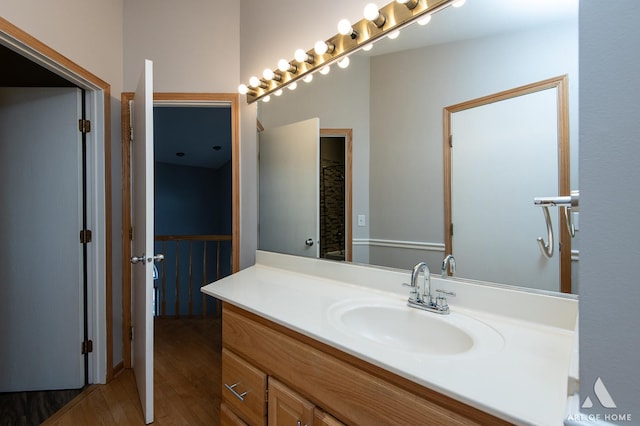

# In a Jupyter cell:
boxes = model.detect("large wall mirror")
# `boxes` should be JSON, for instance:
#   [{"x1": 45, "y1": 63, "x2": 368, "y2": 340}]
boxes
[{"x1": 258, "y1": 0, "x2": 579, "y2": 294}]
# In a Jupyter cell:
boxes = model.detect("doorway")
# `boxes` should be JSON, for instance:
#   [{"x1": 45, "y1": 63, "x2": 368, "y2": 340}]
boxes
[
  {"x1": 120, "y1": 93, "x2": 240, "y2": 371},
  {"x1": 320, "y1": 129, "x2": 353, "y2": 262},
  {"x1": 153, "y1": 104, "x2": 234, "y2": 317},
  {"x1": 0, "y1": 18, "x2": 111, "y2": 423}
]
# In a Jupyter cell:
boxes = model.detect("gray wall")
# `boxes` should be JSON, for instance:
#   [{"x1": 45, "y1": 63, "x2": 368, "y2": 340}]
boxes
[
  {"x1": 578, "y1": 1, "x2": 640, "y2": 421},
  {"x1": 259, "y1": 54, "x2": 371, "y2": 263}
]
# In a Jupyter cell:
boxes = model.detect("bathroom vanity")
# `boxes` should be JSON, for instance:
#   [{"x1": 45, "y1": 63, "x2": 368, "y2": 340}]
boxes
[{"x1": 202, "y1": 251, "x2": 578, "y2": 425}]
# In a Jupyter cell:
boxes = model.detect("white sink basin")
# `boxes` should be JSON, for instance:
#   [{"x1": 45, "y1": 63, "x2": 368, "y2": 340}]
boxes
[{"x1": 328, "y1": 299, "x2": 504, "y2": 357}]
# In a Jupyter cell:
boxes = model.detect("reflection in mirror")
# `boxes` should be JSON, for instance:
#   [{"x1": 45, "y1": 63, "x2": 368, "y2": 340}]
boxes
[
  {"x1": 444, "y1": 76, "x2": 571, "y2": 293},
  {"x1": 258, "y1": 0, "x2": 579, "y2": 294}
]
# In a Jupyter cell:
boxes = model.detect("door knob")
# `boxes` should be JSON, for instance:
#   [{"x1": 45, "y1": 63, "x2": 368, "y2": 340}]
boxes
[
  {"x1": 305, "y1": 239, "x2": 314, "y2": 247},
  {"x1": 131, "y1": 253, "x2": 164, "y2": 264}
]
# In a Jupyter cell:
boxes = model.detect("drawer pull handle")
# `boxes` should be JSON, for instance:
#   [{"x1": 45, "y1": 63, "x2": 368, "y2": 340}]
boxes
[{"x1": 224, "y1": 382, "x2": 248, "y2": 401}]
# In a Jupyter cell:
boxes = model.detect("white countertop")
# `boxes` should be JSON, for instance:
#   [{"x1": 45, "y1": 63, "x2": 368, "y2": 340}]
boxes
[{"x1": 202, "y1": 251, "x2": 579, "y2": 426}]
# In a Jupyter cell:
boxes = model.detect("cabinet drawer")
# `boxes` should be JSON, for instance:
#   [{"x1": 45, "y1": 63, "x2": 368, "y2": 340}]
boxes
[
  {"x1": 221, "y1": 402, "x2": 249, "y2": 426},
  {"x1": 222, "y1": 348, "x2": 267, "y2": 425}
]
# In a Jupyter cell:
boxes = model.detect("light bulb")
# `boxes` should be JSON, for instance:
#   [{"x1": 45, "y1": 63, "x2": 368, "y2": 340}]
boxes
[
  {"x1": 337, "y1": 19, "x2": 353, "y2": 36},
  {"x1": 278, "y1": 59, "x2": 291, "y2": 72},
  {"x1": 320, "y1": 66, "x2": 330, "y2": 75},
  {"x1": 388, "y1": 30, "x2": 400, "y2": 40},
  {"x1": 452, "y1": 0, "x2": 466, "y2": 7},
  {"x1": 288, "y1": 82, "x2": 298, "y2": 90},
  {"x1": 262, "y1": 95, "x2": 271, "y2": 103},
  {"x1": 263, "y1": 68, "x2": 275, "y2": 80},
  {"x1": 314, "y1": 41, "x2": 328, "y2": 55},
  {"x1": 417, "y1": 15, "x2": 432, "y2": 25},
  {"x1": 294, "y1": 49, "x2": 308, "y2": 63},
  {"x1": 338, "y1": 57, "x2": 350, "y2": 69},
  {"x1": 364, "y1": 3, "x2": 380, "y2": 21},
  {"x1": 249, "y1": 76, "x2": 260, "y2": 88},
  {"x1": 303, "y1": 74, "x2": 314, "y2": 83},
  {"x1": 364, "y1": 3, "x2": 386, "y2": 28},
  {"x1": 238, "y1": 84, "x2": 248, "y2": 95},
  {"x1": 274, "y1": 89, "x2": 283, "y2": 97},
  {"x1": 362, "y1": 43, "x2": 373, "y2": 52}
]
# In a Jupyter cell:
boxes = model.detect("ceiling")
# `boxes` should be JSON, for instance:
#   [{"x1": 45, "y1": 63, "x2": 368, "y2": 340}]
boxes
[{"x1": 153, "y1": 105, "x2": 232, "y2": 170}]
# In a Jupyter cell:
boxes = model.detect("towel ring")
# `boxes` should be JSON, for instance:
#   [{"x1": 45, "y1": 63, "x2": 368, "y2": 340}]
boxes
[{"x1": 536, "y1": 206, "x2": 554, "y2": 259}]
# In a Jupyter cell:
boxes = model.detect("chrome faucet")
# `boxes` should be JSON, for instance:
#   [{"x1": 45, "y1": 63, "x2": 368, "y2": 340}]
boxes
[
  {"x1": 409, "y1": 262, "x2": 431, "y2": 304},
  {"x1": 441, "y1": 254, "x2": 456, "y2": 278},
  {"x1": 405, "y1": 261, "x2": 454, "y2": 314}
]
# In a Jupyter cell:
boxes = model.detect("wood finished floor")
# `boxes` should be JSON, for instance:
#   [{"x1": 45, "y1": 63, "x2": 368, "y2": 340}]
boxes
[{"x1": 43, "y1": 317, "x2": 222, "y2": 425}]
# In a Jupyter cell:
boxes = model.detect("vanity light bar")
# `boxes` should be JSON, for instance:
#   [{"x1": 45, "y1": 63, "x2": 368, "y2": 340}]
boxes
[{"x1": 242, "y1": 0, "x2": 456, "y2": 104}]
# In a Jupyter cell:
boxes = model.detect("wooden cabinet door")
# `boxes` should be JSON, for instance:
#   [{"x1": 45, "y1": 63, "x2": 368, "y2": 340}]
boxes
[
  {"x1": 221, "y1": 402, "x2": 249, "y2": 426},
  {"x1": 268, "y1": 378, "x2": 314, "y2": 426}
]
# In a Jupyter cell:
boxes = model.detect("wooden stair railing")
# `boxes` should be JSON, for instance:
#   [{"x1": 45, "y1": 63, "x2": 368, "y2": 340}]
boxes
[{"x1": 154, "y1": 235, "x2": 232, "y2": 318}]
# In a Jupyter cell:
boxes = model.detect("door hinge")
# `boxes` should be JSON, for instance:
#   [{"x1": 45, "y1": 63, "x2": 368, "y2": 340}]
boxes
[
  {"x1": 129, "y1": 326, "x2": 134, "y2": 341},
  {"x1": 450, "y1": 223, "x2": 454, "y2": 236},
  {"x1": 81, "y1": 340, "x2": 93, "y2": 354},
  {"x1": 80, "y1": 229, "x2": 92, "y2": 244},
  {"x1": 449, "y1": 134, "x2": 453, "y2": 148},
  {"x1": 79, "y1": 119, "x2": 91, "y2": 134},
  {"x1": 129, "y1": 126, "x2": 134, "y2": 143}
]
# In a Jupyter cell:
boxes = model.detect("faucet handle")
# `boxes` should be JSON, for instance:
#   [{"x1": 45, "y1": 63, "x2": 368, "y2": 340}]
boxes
[
  {"x1": 402, "y1": 282, "x2": 419, "y2": 303},
  {"x1": 435, "y1": 289, "x2": 455, "y2": 310}
]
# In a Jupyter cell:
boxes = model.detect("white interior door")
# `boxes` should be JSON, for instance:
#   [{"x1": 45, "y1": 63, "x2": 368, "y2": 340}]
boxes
[
  {"x1": 0, "y1": 87, "x2": 84, "y2": 391},
  {"x1": 259, "y1": 118, "x2": 320, "y2": 258},
  {"x1": 451, "y1": 88, "x2": 560, "y2": 291},
  {"x1": 131, "y1": 59, "x2": 155, "y2": 424}
]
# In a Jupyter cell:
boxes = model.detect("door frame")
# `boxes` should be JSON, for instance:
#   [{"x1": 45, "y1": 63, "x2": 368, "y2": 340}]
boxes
[
  {"x1": 0, "y1": 17, "x2": 112, "y2": 383},
  {"x1": 443, "y1": 75, "x2": 571, "y2": 293},
  {"x1": 121, "y1": 92, "x2": 240, "y2": 370}
]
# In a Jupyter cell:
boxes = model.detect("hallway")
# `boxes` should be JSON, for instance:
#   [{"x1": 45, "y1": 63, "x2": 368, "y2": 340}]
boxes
[{"x1": 43, "y1": 317, "x2": 222, "y2": 425}]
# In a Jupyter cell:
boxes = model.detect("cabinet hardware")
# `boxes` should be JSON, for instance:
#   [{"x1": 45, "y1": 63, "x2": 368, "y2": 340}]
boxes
[{"x1": 224, "y1": 382, "x2": 248, "y2": 401}]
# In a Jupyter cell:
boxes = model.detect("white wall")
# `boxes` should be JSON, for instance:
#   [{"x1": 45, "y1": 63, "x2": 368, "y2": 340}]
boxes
[
  {"x1": 369, "y1": 21, "x2": 578, "y2": 273},
  {"x1": 577, "y1": 1, "x2": 640, "y2": 421},
  {"x1": 123, "y1": 0, "x2": 239, "y2": 92}
]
